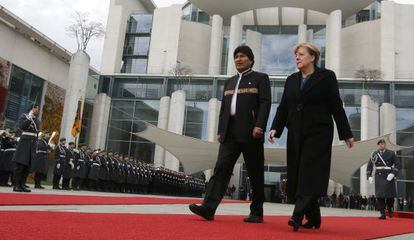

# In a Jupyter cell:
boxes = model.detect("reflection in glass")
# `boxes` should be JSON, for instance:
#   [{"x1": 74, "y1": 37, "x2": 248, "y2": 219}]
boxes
[
  {"x1": 124, "y1": 36, "x2": 150, "y2": 56},
  {"x1": 128, "y1": 14, "x2": 153, "y2": 33},
  {"x1": 261, "y1": 34, "x2": 298, "y2": 75}
]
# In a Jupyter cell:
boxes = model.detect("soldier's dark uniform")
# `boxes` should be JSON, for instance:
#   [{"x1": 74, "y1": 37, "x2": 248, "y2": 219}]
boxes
[
  {"x1": 87, "y1": 153, "x2": 101, "y2": 190},
  {"x1": 0, "y1": 134, "x2": 17, "y2": 186},
  {"x1": 98, "y1": 154, "x2": 109, "y2": 191},
  {"x1": 31, "y1": 136, "x2": 52, "y2": 188},
  {"x1": 13, "y1": 112, "x2": 40, "y2": 192},
  {"x1": 62, "y1": 144, "x2": 75, "y2": 190},
  {"x1": 53, "y1": 142, "x2": 67, "y2": 189},
  {"x1": 72, "y1": 148, "x2": 88, "y2": 190},
  {"x1": 367, "y1": 141, "x2": 401, "y2": 219}
]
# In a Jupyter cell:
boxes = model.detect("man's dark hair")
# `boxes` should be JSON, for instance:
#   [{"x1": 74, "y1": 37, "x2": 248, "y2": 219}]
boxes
[
  {"x1": 233, "y1": 45, "x2": 255, "y2": 68},
  {"x1": 27, "y1": 104, "x2": 39, "y2": 112}
]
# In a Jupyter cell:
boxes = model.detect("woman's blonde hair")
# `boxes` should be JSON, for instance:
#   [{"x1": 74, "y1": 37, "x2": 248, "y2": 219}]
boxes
[{"x1": 294, "y1": 43, "x2": 320, "y2": 65}]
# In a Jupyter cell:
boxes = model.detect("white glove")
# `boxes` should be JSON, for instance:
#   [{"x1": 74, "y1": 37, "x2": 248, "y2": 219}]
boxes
[
  {"x1": 368, "y1": 177, "x2": 374, "y2": 184},
  {"x1": 69, "y1": 162, "x2": 74, "y2": 169},
  {"x1": 387, "y1": 173, "x2": 395, "y2": 181},
  {"x1": 57, "y1": 163, "x2": 61, "y2": 169},
  {"x1": 28, "y1": 111, "x2": 35, "y2": 119},
  {"x1": 77, "y1": 166, "x2": 80, "y2": 170}
]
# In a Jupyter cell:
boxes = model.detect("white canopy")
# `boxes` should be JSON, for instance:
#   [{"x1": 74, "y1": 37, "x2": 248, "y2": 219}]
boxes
[
  {"x1": 190, "y1": 0, "x2": 374, "y2": 20},
  {"x1": 134, "y1": 121, "x2": 406, "y2": 187}
]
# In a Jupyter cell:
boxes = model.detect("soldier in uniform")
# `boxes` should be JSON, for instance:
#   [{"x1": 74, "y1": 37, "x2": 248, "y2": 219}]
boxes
[
  {"x1": 72, "y1": 144, "x2": 88, "y2": 190},
  {"x1": 62, "y1": 142, "x2": 76, "y2": 190},
  {"x1": 31, "y1": 132, "x2": 53, "y2": 189},
  {"x1": 189, "y1": 45, "x2": 271, "y2": 223},
  {"x1": 87, "y1": 150, "x2": 101, "y2": 191},
  {"x1": 13, "y1": 104, "x2": 40, "y2": 192},
  {"x1": 0, "y1": 131, "x2": 17, "y2": 186},
  {"x1": 367, "y1": 139, "x2": 401, "y2": 219},
  {"x1": 53, "y1": 138, "x2": 67, "y2": 189}
]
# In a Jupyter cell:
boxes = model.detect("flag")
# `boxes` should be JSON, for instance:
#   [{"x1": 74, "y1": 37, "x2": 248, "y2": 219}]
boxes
[{"x1": 71, "y1": 100, "x2": 83, "y2": 137}]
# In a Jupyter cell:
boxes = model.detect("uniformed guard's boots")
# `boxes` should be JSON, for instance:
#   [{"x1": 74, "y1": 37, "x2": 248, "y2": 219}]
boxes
[
  {"x1": 13, "y1": 185, "x2": 24, "y2": 192},
  {"x1": 387, "y1": 207, "x2": 393, "y2": 218},
  {"x1": 379, "y1": 210, "x2": 386, "y2": 220}
]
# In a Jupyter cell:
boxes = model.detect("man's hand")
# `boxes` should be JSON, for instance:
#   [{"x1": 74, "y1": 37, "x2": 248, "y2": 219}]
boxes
[
  {"x1": 368, "y1": 177, "x2": 374, "y2": 184},
  {"x1": 345, "y1": 138, "x2": 354, "y2": 148},
  {"x1": 252, "y1": 127, "x2": 263, "y2": 139},
  {"x1": 387, "y1": 173, "x2": 395, "y2": 181},
  {"x1": 267, "y1": 130, "x2": 277, "y2": 144},
  {"x1": 216, "y1": 134, "x2": 221, "y2": 142}
]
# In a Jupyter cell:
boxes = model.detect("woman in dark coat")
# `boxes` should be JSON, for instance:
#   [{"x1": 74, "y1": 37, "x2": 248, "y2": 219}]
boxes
[{"x1": 268, "y1": 43, "x2": 354, "y2": 231}]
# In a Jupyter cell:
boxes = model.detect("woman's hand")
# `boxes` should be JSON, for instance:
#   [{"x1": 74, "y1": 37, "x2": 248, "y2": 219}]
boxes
[
  {"x1": 345, "y1": 138, "x2": 354, "y2": 148},
  {"x1": 267, "y1": 130, "x2": 277, "y2": 144}
]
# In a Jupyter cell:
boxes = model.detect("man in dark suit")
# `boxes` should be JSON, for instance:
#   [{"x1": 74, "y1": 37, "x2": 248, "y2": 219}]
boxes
[
  {"x1": 189, "y1": 45, "x2": 271, "y2": 223},
  {"x1": 13, "y1": 104, "x2": 40, "y2": 192},
  {"x1": 367, "y1": 139, "x2": 400, "y2": 219}
]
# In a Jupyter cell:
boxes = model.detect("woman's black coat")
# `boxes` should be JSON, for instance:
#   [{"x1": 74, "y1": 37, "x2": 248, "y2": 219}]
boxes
[{"x1": 271, "y1": 67, "x2": 353, "y2": 202}]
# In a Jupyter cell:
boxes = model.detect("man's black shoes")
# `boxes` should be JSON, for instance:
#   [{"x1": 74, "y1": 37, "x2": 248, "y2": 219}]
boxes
[
  {"x1": 13, "y1": 186, "x2": 31, "y2": 192},
  {"x1": 189, "y1": 204, "x2": 214, "y2": 221},
  {"x1": 243, "y1": 215, "x2": 263, "y2": 223}
]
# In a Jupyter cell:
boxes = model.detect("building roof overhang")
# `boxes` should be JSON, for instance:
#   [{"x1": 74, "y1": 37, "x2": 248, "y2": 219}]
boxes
[{"x1": 190, "y1": 0, "x2": 374, "y2": 21}]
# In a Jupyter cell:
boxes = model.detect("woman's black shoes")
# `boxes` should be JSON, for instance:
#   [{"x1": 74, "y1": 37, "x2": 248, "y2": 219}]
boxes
[
  {"x1": 302, "y1": 221, "x2": 321, "y2": 229},
  {"x1": 288, "y1": 217, "x2": 301, "y2": 232}
]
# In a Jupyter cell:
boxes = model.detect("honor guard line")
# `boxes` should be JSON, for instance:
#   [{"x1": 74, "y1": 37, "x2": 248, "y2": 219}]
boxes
[{"x1": 133, "y1": 121, "x2": 407, "y2": 187}]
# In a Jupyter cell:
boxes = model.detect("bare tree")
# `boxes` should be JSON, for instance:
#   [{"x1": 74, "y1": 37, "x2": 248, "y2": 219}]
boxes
[
  {"x1": 354, "y1": 66, "x2": 382, "y2": 95},
  {"x1": 169, "y1": 62, "x2": 193, "y2": 90},
  {"x1": 66, "y1": 11, "x2": 105, "y2": 51}
]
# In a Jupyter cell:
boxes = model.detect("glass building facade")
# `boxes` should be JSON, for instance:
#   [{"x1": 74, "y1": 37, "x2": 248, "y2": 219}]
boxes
[
  {"x1": 4, "y1": 65, "x2": 44, "y2": 129},
  {"x1": 100, "y1": 75, "x2": 414, "y2": 197},
  {"x1": 121, "y1": 14, "x2": 153, "y2": 74}
]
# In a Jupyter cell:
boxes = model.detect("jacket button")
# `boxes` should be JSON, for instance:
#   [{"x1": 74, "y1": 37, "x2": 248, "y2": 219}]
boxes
[{"x1": 296, "y1": 104, "x2": 303, "y2": 112}]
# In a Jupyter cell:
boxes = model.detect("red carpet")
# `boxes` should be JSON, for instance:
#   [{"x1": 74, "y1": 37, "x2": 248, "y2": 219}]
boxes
[
  {"x1": 393, "y1": 211, "x2": 414, "y2": 219},
  {"x1": 0, "y1": 193, "x2": 245, "y2": 206},
  {"x1": 0, "y1": 211, "x2": 413, "y2": 240}
]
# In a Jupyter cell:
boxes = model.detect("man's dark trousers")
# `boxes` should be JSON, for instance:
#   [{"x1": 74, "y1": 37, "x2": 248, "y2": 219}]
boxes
[{"x1": 203, "y1": 119, "x2": 264, "y2": 216}]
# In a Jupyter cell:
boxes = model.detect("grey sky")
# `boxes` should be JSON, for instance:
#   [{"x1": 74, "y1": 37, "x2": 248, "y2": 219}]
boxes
[{"x1": 0, "y1": 0, "x2": 411, "y2": 70}]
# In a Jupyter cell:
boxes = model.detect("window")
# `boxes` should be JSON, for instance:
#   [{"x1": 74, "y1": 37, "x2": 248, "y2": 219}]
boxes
[
  {"x1": 124, "y1": 36, "x2": 150, "y2": 56},
  {"x1": 128, "y1": 14, "x2": 153, "y2": 33},
  {"x1": 4, "y1": 66, "x2": 44, "y2": 129}
]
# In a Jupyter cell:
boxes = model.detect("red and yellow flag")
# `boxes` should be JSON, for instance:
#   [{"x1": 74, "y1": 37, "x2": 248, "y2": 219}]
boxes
[{"x1": 71, "y1": 100, "x2": 83, "y2": 137}]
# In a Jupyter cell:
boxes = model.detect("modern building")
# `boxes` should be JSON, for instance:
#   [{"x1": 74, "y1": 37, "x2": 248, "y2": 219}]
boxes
[
  {"x1": 1, "y1": 0, "x2": 413, "y2": 200},
  {"x1": 92, "y1": 0, "x2": 414, "y2": 200}
]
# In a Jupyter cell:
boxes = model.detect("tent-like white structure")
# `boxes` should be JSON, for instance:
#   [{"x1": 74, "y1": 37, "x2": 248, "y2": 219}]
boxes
[{"x1": 134, "y1": 121, "x2": 406, "y2": 187}]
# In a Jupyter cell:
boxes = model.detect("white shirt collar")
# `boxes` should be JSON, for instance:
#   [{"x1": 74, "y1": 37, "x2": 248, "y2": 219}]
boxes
[{"x1": 237, "y1": 68, "x2": 252, "y2": 77}]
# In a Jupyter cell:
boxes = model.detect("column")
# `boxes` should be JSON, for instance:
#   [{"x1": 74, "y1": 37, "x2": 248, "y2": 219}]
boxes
[
  {"x1": 60, "y1": 50, "x2": 90, "y2": 143},
  {"x1": 325, "y1": 10, "x2": 342, "y2": 75},
  {"x1": 204, "y1": 98, "x2": 221, "y2": 181},
  {"x1": 381, "y1": 1, "x2": 395, "y2": 80},
  {"x1": 380, "y1": 103, "x2": 397, "y2": 143},
  {"x1": 297, "y1": 24, "x2": 307, "y2": 44},
  {"x1": 227, "y1": 15, "x2": 242, "y2": 75},
  {"x1": 360, "y1": 95, "x2": 379, "y2": 197},
  {"x1": 208, "y1": 15, "x2": 224, "y2": 75},
  {"x1": 89, "y1": 93, "x2": 112, "y2": 150},
  {"x1": 246, "y1": 30, "x2": 262, "y2": 71},
  {"x1": 307, "y1": 29, "x2": 314, "y2": 43},
  {"x1": 164, "y1": 90, "x2": 186, "y2": 171},
  {"x1": 153, "y1": 96, "x2": 171, "y2": 167}
]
